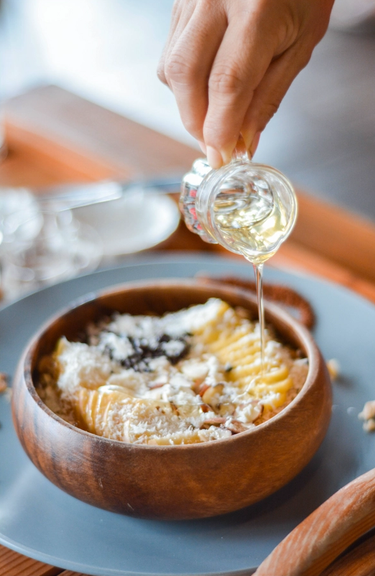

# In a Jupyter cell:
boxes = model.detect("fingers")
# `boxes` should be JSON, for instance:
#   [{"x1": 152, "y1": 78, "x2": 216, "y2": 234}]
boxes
[
  {"x1": 249, "y1": 131, "x2": 261, "y2": 158},
  {"x1": 159, "y1": 2, "x2": 227, "y2": 142},
  {"x1": 158, "y1": 0, "x2": 334, "y2": 168},
  {"x1": 241, "y1": 0, "x2": 334, "y2": 156},
  {"x1": 203, "y1": 14, "x2": 278, "y2": 167},
  {"x1": 157, "y1": 0, "x2": 190, "y2": 86}
]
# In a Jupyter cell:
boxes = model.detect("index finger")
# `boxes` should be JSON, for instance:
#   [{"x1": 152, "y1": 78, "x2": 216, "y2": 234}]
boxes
[
  {"x1": 203, "y1": 14, "x2": 277, "y2": 166},
  {"x1": 162, "y1": 7, "x2": 227, "y2": 141}
]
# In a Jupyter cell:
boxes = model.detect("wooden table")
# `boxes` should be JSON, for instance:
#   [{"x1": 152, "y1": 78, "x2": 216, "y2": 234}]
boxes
[{"x1": 1, "y1": 85, "x2": 375, "y2": 576}]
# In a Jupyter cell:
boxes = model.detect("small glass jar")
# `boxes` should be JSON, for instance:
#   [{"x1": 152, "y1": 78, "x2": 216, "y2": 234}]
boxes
[{"x1": 180, "y1": 147, "x2": 297, "y2": 265}]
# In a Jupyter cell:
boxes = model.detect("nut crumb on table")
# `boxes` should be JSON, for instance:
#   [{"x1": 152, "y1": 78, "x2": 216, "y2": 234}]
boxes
[
  {"x1": 359, "y1": 400, "x2": 375, "y2": 432},
  {"x1": 326, "y1": 358, "x2": 340, "y2": 381},
  {"x1": 0, "y1": 373, "x2": 8, "y2": 394}
]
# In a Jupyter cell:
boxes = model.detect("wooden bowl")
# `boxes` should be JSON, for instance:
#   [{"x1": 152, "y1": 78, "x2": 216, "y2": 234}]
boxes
[{"x1": 12, "y1": 280, "x2": 332, "y2": 520}]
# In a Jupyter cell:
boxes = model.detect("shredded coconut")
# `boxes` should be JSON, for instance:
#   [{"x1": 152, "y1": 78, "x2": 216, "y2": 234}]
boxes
[{"x1": 37, "y1": 298, "x2": 308, "y2": 445}]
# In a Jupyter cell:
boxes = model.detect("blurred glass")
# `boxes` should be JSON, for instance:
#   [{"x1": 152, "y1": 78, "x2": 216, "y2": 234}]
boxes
[
  {"x1": 0, "y1": 189, "x2": 40, "y2": 296},
  {"x1": 0, "y1": 191, "x2": 103, "y2": 299}
]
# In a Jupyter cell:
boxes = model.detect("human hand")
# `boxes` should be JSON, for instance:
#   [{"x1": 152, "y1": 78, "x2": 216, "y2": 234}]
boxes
[{"x1": 158, "y1": 0, "x2": 334, "y2": 168}]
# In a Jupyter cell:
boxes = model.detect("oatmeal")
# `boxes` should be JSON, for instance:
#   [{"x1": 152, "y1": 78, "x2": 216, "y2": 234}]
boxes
[{"x1": 37, "y1": 298, "x2": 308, "y2": 445}]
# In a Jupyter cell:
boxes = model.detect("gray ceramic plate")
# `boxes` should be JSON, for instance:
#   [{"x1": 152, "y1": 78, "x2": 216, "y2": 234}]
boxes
[{"x1": 1, "y1": 253, "x2": 375, "y2": 576}]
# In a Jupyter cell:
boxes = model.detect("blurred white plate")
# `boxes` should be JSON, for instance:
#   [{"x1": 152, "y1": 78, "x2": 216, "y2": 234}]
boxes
[{"x1": 74, "y1": 186, "x2": 180, "y2": 259}]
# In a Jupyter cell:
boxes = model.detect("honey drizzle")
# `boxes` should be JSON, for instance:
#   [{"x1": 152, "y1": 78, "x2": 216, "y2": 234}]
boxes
[{"x1": 253, "y1": 262, "x2": 265, "y2": 375}]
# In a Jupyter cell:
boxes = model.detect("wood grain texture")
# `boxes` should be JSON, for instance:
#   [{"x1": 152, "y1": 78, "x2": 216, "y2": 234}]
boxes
[
  {"x1": 0, "y1": 544, "x2": 61, "y2": 576},
  {"x1": 321, "y1": 532, "x2": 375, "y2": 576},
  {"x1": 291, "y1": 192, "x2": 375, "y2": 285},
  {"x1": 3, "y1": 122, "x2": 118, "y2": 183},
  {"x1": 254, "y1": 468, "x2": 375, "y2": 576},
  {"x1": 4, "y1": 85, "x2": 198, "y2": 179},
  {"x1": 12, "y1": 280, "x2": 331, "y2": 520}
]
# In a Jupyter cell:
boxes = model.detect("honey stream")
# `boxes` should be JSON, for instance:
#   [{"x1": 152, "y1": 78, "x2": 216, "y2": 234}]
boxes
[{"x1": 213, "y1": 186, "x2": 287, "y2": 375}]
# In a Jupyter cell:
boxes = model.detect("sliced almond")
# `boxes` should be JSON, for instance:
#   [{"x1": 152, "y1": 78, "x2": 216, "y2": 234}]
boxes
[
  {"x1": 200, "y1": 417, "x2": 226, "y2": 429},
  {"x1": 224, "y1": 419, "x2": 249, "y2": 434},
  {"x1": 199, "y1": 383, "x2": 210, "y2": 397},
  {"x1": 200, "y1": 404, "x2": 211, "y2": 413},
  {"x1": 148, "y1": 382, "x2": 166, "y2": 390},
  {"x1": 201, "y1": 383, "x2": 224, "y2": 405}
]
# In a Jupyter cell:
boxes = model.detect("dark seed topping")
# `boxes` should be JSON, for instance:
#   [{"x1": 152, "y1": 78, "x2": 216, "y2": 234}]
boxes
[{"x1": 102, "y1": 333, "x2": 190, "y2": 372}]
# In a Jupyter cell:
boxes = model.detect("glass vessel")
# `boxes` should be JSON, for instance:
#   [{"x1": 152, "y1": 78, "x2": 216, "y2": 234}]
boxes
[{"x1": 180, "y1": 148, "x2": 297, "y2": 265}]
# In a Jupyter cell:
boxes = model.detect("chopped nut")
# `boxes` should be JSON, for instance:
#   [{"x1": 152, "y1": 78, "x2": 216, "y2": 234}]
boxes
[
  {"x1": 170, "y1": 402, "x2": 180, "y2": 416},
  {"x1": 358, "y1": 400, "x2": 375, "y2": 433},
  {"x1": 148, "y1": 382, "x2": 165, "y2": 390},
  {"x1": 0, "y1": 373, "x2": 8, "y2": 394},
  {"x1": 199, "y1": 383, "x2": 210, "y2": 397},
  {"x1": 200, "y1": 417, "x2": 226, "y2": 429},
  {"x1": 191, "y1": 377, "x2": 206, "y2": 393},
  {"x1": 327, "y1": 359, "x2": 340, "y2": 381},
  {"x1": 359, "y1": 401, "x2": 375, "y2": 422},
  {"x1": 200, "y1": 403, "x2": 211, "y2": 413},
  {"x1": 201, "y1": 383, "x2": 224, "y2": 405},
  {"x1": 224, "y1": 419, "x2": 249, "y2": 434},
  {"x1": 363, "y1": 419, "x2": 375, "y2": 433},
  {"x1": 217, "y1": 402, "x2": 236, "y2": 416}
]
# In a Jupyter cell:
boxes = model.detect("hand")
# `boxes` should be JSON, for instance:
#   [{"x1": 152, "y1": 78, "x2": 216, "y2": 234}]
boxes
[{"x1": 158, "y1": 0, "x2": 334, "y2": 168}]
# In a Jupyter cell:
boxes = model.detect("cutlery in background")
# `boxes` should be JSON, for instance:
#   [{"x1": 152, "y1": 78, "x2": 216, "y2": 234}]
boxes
[{"x1": 36, "y1": 175, "x2": 183, "y2": 210}]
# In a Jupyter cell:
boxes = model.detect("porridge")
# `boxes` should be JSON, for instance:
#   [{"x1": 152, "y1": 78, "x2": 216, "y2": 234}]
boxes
[{"x1": 37, "y1": 298, "x2": 308, "y2": 445}]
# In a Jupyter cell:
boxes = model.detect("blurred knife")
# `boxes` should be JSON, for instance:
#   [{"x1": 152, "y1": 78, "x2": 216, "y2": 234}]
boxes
[{"x1": 36, "y1": 175, "x2": 183, "y2": 210}]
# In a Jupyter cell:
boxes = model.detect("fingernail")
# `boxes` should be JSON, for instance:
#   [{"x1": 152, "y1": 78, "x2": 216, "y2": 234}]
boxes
[
  {"x1": 250, "y1": 131, "x2": 261, "y2": 158},
  {"x1": 206, "y1": 146, "x2": 223, "y2": 169},
  {"x1": 198, "y1": 140, "x2": 207, "y2": 154},
  {"x1": 221, "y1": 148, "x2": 233, "y2": 165}
]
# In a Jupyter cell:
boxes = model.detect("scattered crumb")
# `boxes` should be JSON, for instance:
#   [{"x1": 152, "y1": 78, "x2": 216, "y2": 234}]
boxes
[
  {"x1": 0, "y1": 373, "x2": 8, "y2": 394},
  {"x1": 363, "y1": 419, "x2": 375, "y2": 433},
  {"x1": 327, "y1": 359, "x2": 340, "y2": 381},
  {"x1": 359, "y1": 400, "x2": 375, "y2": 432}
]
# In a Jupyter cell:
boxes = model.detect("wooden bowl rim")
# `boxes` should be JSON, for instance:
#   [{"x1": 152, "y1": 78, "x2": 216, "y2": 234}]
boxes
[{"x1": 19, "y1": 278, "x2": 325, "y2": 451}]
